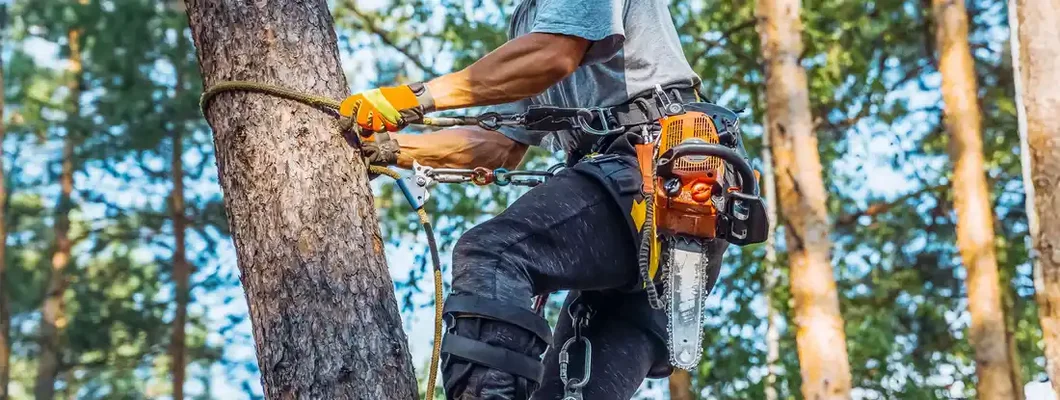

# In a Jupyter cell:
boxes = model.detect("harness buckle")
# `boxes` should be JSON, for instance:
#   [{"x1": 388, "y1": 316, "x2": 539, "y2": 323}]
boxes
[{"x1": 574, "y1": 108, "x2": 624, "y2": 136}]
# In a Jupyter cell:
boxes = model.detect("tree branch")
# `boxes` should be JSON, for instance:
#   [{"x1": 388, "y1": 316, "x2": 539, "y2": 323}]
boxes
[
  {"x1": 343, "y1": 0, "x2": 442, "y2": 79},
  {"x1": 834, "y1": 184, "x2": 948, "y2": 226}
]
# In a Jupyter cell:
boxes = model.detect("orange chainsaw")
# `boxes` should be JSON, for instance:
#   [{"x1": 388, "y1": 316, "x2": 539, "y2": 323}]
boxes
[{"x1": 634, "y1": 88, "x2": 767, "y2": 370}]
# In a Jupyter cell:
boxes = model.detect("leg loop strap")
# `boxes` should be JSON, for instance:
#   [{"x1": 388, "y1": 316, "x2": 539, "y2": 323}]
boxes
[
  {"x1": 441, "y1": 334, "x2": 544, "y2": 383},
  {"x1": 443, "y1": 294, "x2": 553, "y2": 345}
]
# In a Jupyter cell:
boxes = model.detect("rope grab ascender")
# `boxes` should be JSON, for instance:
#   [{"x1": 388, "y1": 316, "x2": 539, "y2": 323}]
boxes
[{"x1": 199, "y1": 80, "x2": 768, "y2": 399}]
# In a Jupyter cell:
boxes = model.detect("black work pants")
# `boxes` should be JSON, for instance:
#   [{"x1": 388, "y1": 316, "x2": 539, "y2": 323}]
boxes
[
  {"x1": 448, "y1": 156, "x2": 666, "y2": 400},
  {"x1": 444, "y1": 140, "x2": 729, "y2": 399}
]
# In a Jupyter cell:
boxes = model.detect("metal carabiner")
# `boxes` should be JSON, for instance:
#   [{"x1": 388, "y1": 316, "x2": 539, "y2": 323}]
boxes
[
  {"x1": 574, "y1": 108, "x2": 624, "y2": 136},
  {"x1": 558, "y1": 336, "x2": 592, "y2": 390},
  {"x1": 493, "y1": 168, "x2": 511, "y2": 186},
  {"x1": 476, "y1": 112, "x2": 503, "y2": 131}
]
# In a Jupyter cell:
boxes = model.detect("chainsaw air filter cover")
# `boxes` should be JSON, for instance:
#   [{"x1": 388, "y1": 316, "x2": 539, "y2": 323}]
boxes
[{"x1": 654, "y1": 107, "x2": 725, "y2": 239}]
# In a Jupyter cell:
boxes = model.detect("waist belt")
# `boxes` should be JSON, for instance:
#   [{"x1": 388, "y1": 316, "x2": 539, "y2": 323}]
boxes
[{"x1": 519, "y1": 86, "x2": 699, "y2": 135}]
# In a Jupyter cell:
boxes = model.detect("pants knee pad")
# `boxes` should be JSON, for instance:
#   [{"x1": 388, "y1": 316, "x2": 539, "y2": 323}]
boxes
[{"x1": 440, "y1": 295, "x2": 552, "y2": 400}]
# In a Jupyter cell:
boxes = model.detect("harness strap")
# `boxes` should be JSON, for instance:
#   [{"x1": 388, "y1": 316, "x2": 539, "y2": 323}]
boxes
[
  {"x1": 441, "y1": 335, "x2": 544, "y2": 383},
  {"x1": 520, "y1": 86, "x2": 698, "y2": 133},
  {"x1": 443, "y1": 295, "x2": 554, "y2": 345}
]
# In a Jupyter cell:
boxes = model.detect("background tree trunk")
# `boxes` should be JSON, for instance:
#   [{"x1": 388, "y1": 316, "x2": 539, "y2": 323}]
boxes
[
  {"x1": 668, "y1": 369, "x2": 694, "y2": 400},
  {"x1": 1014, "y1": 0, "x2": 1060, "y2": 392},
  {"x1": 35, "y1": 25, "x2": 82, "y2": 400},
  {"x1": 170, "y1": 124, "x2": 188, "y2": 399},
  {"x1": 755, "y1": 0, "x2": 853, "y2": 398},
  {"x1": 931, "y1": 1, "x2": 1021, "y2": 398},
  {"x1": 0, "y1": 35, "x2": 9, "y2": 400},
  {"x1": 761, "y1": 112, "x2": 781, "y2": 400},
  {"x1": 185, "y1": 1, "x2": 418, "y2": 398}
]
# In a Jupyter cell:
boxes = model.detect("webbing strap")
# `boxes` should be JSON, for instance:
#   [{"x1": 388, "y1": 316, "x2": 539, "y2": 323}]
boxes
[
  {"x1": 443, "y1": 295, "x2": 553, "y2": 345},
  {"x1": 441, "y1": 334, "x2": 544, "y2": 383},
  {"x1": 519, "y1": 86, "x2": 697, "y2": 133}
]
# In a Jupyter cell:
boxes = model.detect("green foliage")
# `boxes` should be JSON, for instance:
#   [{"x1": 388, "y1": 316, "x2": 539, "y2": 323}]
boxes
[{"x1": 3, "y1": 0, "x2": 228, "y2": 398}]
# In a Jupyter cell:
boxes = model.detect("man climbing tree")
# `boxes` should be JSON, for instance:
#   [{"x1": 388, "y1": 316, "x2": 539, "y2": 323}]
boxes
[
  {"x1": 340, "y1": 0, "x2": 764, "y2": 398},
  {"x1": 185, "y1": 1, "x2": 418, "y2": 398},
  {"x1": 191, "y1": 0, "x2": 767, "y2": 397}
]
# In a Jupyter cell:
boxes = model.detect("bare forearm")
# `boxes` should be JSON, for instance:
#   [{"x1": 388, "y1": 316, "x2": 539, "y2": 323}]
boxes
[
  {"x1": 425, "y1": 33, "x2": 589, "y2": 111},
  {"x1": 392, "y1": 127, "x2": 528, "y2": 170}
]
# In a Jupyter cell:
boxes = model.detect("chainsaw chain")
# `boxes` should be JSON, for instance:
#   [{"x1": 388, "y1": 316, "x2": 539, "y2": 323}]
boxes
[{"x1": 663, "y1": 236, "x2": 710, "y2": 370}]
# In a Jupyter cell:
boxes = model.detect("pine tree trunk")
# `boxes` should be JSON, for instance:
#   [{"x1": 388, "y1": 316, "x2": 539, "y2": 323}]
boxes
[
  {"x1": 185, "y1": 1, "x2": 418, "y2": 398},
  {"x1": 35, "y1": 26, "x2": 82, "y2": 400},
  {"x1": 170, "y1": 126, "x2": 188, "y2": 400},
  {"x1": 755, "y1": 0, "x2": 853, "y2": 398},
  {"x1": 0, "y1": 40, "x2": 9, "y2": 400},
  {"x1": 761, "y1": 112, "x2": 781, "y2": 400},
  {"x1": 668, "y1": 369, "x2": 694, "y2": 400},
  {"x1": 1008, "y1": 1, "x2": 1034, "y2": 395},
  {"x1": 1014, "y1": 0, "x2": 1060, "y2": 393},
  {"x1": 931, "y1": 1, "x2": 1021, "y2": 398}
]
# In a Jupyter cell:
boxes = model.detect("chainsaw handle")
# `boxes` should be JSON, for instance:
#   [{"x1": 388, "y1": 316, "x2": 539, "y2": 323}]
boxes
[{"x1": 656, "y1": 143, "x2": 759, "y2": 196}]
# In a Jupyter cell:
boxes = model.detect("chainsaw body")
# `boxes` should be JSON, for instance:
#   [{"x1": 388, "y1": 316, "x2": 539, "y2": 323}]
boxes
[{"x1": 634, "y1": 99, "x2": 768, "y2": 369}]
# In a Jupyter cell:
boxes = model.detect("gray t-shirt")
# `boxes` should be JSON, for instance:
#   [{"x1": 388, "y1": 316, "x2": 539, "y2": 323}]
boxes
[{"x1": 488, "y1": 0, "x2": 701, "y2": 154}]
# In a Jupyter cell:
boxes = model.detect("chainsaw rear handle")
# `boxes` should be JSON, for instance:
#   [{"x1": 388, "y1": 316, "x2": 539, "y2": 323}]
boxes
[{"x1": 655, "y1": 143, "x2": 759, "y2": 196}]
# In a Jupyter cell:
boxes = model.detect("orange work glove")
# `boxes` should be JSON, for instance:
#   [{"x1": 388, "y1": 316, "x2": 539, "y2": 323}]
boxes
[{"x1": 339, "y1": 82, "x2": 434, "y2": 134}]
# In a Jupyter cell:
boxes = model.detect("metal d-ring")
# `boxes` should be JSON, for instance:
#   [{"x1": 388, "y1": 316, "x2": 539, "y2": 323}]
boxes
[{"x1": 574, "y1": 108, "x2": 624, "y2": 136}]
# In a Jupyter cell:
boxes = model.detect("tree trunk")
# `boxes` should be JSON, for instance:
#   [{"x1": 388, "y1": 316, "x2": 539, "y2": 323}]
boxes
[
  {"x1": 185, "y1": 1, "x2": 418, "y2": 398},
  {"x1": 0, "y1": 37, "x2": 9, "y2": 400},
  {"x1": 668, "y1": 369, "x2": 694, "y2": 400},
  {"x1": 35, "y1": 25, "x2": 82, "y2": 400},
  {"x1": 761, "y1": 112, "x2": 781, "y2": 400},
  {"x1": 931, "y1": 1, "x2": 1021, "y2": 398},
  {"x1": 170, "y1": 125, "x2": 188, "y2": 399},
  {"x1": 1008, "y1": 1, "x2": 1035, "y2": 396},
  {"x1": 755, "y1": 0, "x2": 853, "y2": 399},
  {"x1": 1014, "y1": 0, "x2": 1060, "y2": 393}
]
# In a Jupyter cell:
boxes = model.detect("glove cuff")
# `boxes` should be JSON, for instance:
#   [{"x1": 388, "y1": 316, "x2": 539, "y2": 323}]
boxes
[{"x1": 409, "y1": 82, "x2": 435, "y2": 113}]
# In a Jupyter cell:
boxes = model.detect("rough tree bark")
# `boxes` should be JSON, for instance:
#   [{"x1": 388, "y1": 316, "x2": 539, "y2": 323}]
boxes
[
  {"x1": 668, "y1": 369, "x2": 694, "y2": 400},
  {"x1": 1014, "y1": 0, "x2": 1060, "y2": 392},
  {"x1": 170, "y1": 119, "x2": 188, "y2": 399},
  {"x1": 185, "y1": 1, "x2": 418, "y2": 398},
  {"x1": 755, "y1": 0, "x2": 853, "y2": 398},
  {"x1": 931, "y1": 1, "x2": 1022, "y2": 398},
  {"x1": 761, "y1": 112, "x2": 781, "y2": 400},
  {"x1": 0, "y1": 38, "x2": 9, "y2": 400},
  {"x1": 35, "y1": 25, "x2": 81, "y2": 400}
]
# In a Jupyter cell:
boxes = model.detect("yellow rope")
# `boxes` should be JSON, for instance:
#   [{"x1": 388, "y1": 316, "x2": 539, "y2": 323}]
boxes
[
  {"x1": 417, "y1": 208, "x2": 445, "y2": 400},
  {"x1": 204, "y1": 82, "x2": 445, "y2": 400},
  {"x1": 200, "y1": 81, "x2": 342, "y2": 113}
]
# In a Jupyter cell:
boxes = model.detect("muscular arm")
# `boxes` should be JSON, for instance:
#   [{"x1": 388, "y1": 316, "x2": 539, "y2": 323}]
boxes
[
  {"x1": 425, "y1": 33, "x2": 591, "y2": 111},
  {"x1": 387, "y1": 32, "x2": 587, "y2": 169},
  {"x1": 392, "y1": 127, "x2": 529, "y2": 170}
]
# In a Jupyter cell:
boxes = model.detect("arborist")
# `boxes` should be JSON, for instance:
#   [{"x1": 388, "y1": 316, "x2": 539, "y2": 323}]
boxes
[{"x1": 341, "y1": 0, "x2": 764, "y2": 399}]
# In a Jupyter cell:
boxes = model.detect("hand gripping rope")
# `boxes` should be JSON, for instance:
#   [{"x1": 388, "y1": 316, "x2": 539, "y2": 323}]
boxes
[{"x1": 199, "y1": 81, "x2": 559, "y2": 399}]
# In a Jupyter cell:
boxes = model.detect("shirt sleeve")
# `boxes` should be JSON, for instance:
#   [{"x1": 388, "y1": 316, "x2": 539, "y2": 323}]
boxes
[
  {"x1": 483, "y1": 98, "x2": 551, "y2": 147},
  {"x1": 530, "y1": 0, "x2": 627, "y2": 66}
]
